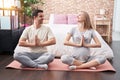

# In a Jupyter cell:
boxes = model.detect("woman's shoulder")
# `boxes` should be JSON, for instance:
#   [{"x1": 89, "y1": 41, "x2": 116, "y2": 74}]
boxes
[
  {"x1": 86, "y1": 29, "x2": 96, "y2": 34},
  {"x1": 71, "y1": 26, "x2": 77, "y2": 30},
  {"x1": 88, "y1": 28, "x2": 95, "y2": 32}
]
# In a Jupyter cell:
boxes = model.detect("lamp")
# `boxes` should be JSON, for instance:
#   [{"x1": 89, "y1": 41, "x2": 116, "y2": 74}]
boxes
[
  {"x1": 100, "y1": 9, "x2": 106, "y2": 15},
  {"x1": 100, "y1": 9, "x2": 106, "y2": 19}
]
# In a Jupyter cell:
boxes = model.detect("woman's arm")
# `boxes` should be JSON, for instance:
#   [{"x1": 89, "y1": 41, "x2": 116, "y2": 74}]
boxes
[
  {"x1": 83, "y1": 36, "x2": 101, "y2": 48},
  {"x1": 64, "y1": 33, "x2": 82, "y2": 47}
]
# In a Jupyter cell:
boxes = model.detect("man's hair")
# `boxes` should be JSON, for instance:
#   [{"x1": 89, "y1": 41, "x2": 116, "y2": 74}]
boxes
[{"x1": 32, "y1": 9, "x2": 43, "y2": 18}]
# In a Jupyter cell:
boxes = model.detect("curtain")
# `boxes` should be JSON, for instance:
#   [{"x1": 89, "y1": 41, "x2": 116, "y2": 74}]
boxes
[{"x1": 113, "y1": 0, "x2": 120, "y2": 32}]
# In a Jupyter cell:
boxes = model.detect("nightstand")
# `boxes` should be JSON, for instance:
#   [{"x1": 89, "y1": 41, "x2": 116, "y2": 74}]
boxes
[{"x1": 94, "y1": 18, "x2": 111, "y2": 43}]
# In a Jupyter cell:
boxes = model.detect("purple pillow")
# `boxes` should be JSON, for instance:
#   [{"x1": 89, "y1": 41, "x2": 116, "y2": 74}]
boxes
[
  {"x1": 67, "y1": 14, "x2": 77, "y2": 24},
  {"x1": 54, "y1": 14, "x2": 67, "y2": 24}
]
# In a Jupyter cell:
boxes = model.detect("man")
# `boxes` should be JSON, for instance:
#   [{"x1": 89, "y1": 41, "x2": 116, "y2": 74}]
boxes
[{"x1": 14, "y1": 9, "x2": 56, "y2": 70}]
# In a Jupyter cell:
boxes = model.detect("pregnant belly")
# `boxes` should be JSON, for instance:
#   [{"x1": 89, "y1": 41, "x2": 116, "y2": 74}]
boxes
[{"x1": 72, "y1": 47, "x2": 90, "y2": 60}]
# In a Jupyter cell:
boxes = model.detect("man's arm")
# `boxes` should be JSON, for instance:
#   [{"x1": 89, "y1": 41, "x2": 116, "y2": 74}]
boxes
[
  {"x1": 18, "y1": 38, "x2": 35, "y2": 47},
  {"x1": 38, "y1": 37, "x2": 56, "y2": 47},
  {"x1": 19, "y1": 35, "x2": 56, "y2": 47}
]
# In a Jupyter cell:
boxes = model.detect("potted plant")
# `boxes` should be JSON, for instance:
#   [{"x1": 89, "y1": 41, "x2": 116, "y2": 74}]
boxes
[
  {"x1": 20, "y1": 0, "x2": 44, "y2": 26},
  {"x1": 21, "y1": 0, "x2": 44, "y2": 17}
]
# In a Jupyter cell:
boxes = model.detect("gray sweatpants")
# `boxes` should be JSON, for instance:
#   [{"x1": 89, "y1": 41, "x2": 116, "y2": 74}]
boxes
[
  {"x1": 14, "y1": 52, "x2": 55, "y2": 68},
  {"x1": 61, "y1": 54, "x2": 106, "y2": 66}
]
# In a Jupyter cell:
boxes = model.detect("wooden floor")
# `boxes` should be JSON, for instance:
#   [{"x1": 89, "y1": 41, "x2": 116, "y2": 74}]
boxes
[{"x1": 0, "y1": 41, "x2": 120, "y2": 80}]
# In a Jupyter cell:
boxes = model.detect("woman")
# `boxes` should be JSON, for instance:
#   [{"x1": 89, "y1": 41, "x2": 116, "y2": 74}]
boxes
[{"x1": 61, "y1": 11, "x2": 106, "y2": 70}]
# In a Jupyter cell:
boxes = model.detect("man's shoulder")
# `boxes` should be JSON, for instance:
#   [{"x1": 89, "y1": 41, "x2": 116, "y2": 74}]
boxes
[
  {"x1": 42, "y1": 24, "x2": 51, "y2": 30},
  {"x1": 25, "y1": 25, "x2": 33, "y2": 30},
  {"x1": 42, "y1": 24, "x2": 49, "y2": 27}
]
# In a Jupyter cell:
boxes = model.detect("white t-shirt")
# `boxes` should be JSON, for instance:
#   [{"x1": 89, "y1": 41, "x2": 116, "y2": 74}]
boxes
[{"x1": 18, "y1": 24, "x2": 55, "y2": 53}]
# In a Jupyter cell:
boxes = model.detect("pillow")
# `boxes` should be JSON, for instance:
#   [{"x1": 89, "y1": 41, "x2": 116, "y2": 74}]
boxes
[
  {"x1": 49, "y1": 14, "x2": 54, "y2": 24},
  {"x1": 54, "y1": 14, "x2": 67, "y2": 24},
  {"x1": 67, "y1": 14, "x2": 77, "y2": 24}
]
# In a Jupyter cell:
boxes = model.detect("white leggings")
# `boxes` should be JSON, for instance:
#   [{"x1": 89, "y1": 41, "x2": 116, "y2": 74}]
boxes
[{"x1": 14, "y1": 52, "x2": 55, "y2": 68}]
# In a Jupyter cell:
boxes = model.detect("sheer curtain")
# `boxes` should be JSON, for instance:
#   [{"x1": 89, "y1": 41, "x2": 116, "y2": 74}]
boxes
[{"x1": 113, "y1": 0, "x2": 120, "y2": 32}]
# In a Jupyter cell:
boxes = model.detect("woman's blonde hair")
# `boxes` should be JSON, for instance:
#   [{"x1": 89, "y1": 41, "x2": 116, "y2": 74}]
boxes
[{"x1": 80, "y1": 11, "x2": 93, "y2": 29}]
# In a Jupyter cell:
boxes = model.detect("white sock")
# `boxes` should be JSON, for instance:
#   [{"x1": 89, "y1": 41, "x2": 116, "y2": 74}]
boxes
[
  {"x1": 69, "y1": 65, "x2": 76, "y2": 70},
  {"x1": 37, "y1": 64, "x2": 48, "y2": 70}
]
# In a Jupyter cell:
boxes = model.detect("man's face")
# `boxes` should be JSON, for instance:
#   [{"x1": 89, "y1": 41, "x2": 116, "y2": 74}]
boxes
[{"x1": 35, "y1": 12, "x2": 44, "y2": 24}]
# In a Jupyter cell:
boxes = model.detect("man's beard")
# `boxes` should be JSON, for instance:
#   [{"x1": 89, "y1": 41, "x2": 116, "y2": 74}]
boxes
[{"x1": 38, "y1": 20, "x2": 43, "y2": 24}]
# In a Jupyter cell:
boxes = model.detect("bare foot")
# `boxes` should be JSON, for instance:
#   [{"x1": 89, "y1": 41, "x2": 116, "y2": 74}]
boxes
[
  {"x1": 69, "y1": 65, "x2": 76, "y2": 70},
  {"x1": 73, "y1": 59, "x2": 83, "y2": 66},
  {"x1": 89, "y1": 67, "x2": 96, "y2": 70}
]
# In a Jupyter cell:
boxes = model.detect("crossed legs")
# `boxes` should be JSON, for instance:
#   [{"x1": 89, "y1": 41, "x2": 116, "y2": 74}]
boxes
[
  {"x1": 14, "y1": 52, "x2": 55, "y2": 69},
  {"x1": 61, "y1": 55, "x2": 106, "y2": 70}
]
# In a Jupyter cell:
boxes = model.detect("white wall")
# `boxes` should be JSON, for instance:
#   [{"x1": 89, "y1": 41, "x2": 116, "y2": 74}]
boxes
[{"x1": 113, "y1": 0, "x2": 120, "y2": 32}]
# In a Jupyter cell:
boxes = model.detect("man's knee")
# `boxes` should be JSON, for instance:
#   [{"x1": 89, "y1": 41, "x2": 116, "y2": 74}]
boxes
[
  {"x1": 13, "y1": 52, "x2": 23, "y2": 60},
  {"x1": 48, "y1": 54, "x2": 55, "y2": 62},
  {"x1": 96, "y1": 56, "x2": 106, "y2": 64}
]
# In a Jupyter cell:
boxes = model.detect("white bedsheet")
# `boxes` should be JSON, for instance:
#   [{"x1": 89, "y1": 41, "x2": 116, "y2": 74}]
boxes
[
  {"x1": 46, "y1": 24, "x2": 114, "y2": 60},
  {"x1": 14, "y1": 24, "x2": 114, "y2": 60}
]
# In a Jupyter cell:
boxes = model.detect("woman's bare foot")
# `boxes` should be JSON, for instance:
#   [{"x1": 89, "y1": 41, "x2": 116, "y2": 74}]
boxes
[
  {"x1": 69, "y1": 60, "x2": 83, "y2": 70},
  {"x1": 73, "y1": 59, "x2": 83, "y2": 66},
  {"x1": 69, "y1": 65, "x2": 77, "y2": 70},
  {"x1": 69, "y1": 66, "x2": 96, "y2": 70},
  {"x1": 89, "y1": 67, "x2": 96, "y2": 70}
]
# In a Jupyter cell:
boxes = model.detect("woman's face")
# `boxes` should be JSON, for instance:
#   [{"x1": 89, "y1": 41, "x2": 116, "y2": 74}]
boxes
[{"x1": 77, "y1": 12, "x2": 85, "y2": 22}]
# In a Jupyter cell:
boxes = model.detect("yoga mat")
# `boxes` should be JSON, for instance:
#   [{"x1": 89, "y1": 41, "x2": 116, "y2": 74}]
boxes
[{"x1": 6, "y1": 59, "x2": 116, "y2": 72}]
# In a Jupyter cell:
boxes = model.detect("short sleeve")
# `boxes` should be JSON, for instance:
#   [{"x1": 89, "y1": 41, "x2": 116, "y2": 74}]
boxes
[
  {"x1": 68, "y1": 27, "x2": 75, "y2": 36},
  {"x1": 20, "y1": 27, "x2": 29, "y2": 39},
  {"x1": 91, "y1": 29, "x2": 96, "y2": 38}
]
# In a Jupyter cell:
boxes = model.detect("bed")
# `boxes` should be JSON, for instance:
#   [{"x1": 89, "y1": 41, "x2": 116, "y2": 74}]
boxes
[
  {"x1": 45, "y1": 24, "x2": 114, "y2": 60},
  {"x1": 47, "y1": 14, "x2": 114, "y2": 60},
  {"x1": 14, "y1": 14, "x2": 114, "y2": 60}
]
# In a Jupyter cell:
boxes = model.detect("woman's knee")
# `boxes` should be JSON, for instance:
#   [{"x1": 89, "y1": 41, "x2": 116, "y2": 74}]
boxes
[
  {"x1": 61, "y1": 55, "x2": 73, "y2": 65},
  {"x1": 96, "y1": 56, "x2": 106, "y2": 64},
  {"x1": 61, "y1": 55, "x2": 68, "y2": 62}
]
